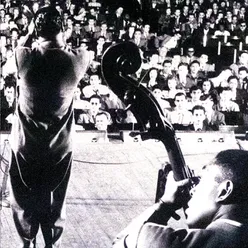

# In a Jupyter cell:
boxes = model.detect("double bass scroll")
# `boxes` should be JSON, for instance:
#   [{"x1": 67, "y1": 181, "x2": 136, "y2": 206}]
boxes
[{"x1": 101, "y1": 42, "x2": 196, "y2": 204}]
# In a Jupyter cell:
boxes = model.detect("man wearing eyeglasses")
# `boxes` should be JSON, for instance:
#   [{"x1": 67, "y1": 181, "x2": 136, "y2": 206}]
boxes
[
  {"x1": 113, "y1": 149, "x2": 248, "y2": 248},
  {"x1": 232, "y1": 20, "x2": 248, "y2": 43}
]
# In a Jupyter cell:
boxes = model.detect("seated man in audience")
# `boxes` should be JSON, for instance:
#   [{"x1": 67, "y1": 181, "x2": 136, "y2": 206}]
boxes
[
  {"x1": 216, "y1": 87, "x2": 240, "y2": 112},
  {"x1": 176, "y1": 62, "x2": 189, "y2": 90},
  {"x1": 77, "y1": 94, "x2": 111, "y2": 129},
  {"x1": 201, "y1": 93, "x2": 226, "y2": 130},
  {"x1": 73, "y1": 85, "x2": 91, "y2": 124},
  {"x1": 238, "y1": 66, "x2": 248, "y2": 90},
  {"x1": 187, "y1": 85, "x2": 203, "y2": 110},
  {"x1": 113, "y1": 149, "x2": 248, "y2": 248},
  {"x1": 168, "y1": 92, "x2": 192, "y2": 129},
  {"x1": 151, "y1": 85, "x2": 171, "y2": 117},
  {"x1": 181, "y1": 47, "x2": 198, "y2": 64},
  {"x1": 198, "y1": 53, "x2": 215, "y2": 77},
  {"x1": 171, "y1": 53, "x2": 181, "y2": 72},
  {"x1": 84, "y1": 17, "x2": 100, "y2": 41},
  {"x1": 93, "y1": 21, "x2": 113, "y2": 41},
  {"x1": 95, "y1": 111, "x2": 112, "y2": 131},
  {"x1": 92, "y1": 36, "x2": 110, "y2": 61},
  {"x1": 70, "y1": 21, "x2": 87, "y2": 48},
  {"x1": 185, "y1": 60, "x2": 205, "y2": 91},
  {"x1": 187, "y1": 105, "x2": 212, "y2": 131},
  {"x1": 82, "y1": 73, "x2": 110, "y2": 98},
  {"x1": 94, "y1": 111, "x2": 112, "y2": 143},
  {"x1": 158, "y1": 59, "x2": 176, "y2": 88},
  {"x1": 227, "y1": 75, "x2": 246, "y2": 111},
  {"x1": 1, "y1": 75, "x2": 16, "y2": 131},
  {"x1": 230, "y1": 50, "x2": 248, "y2": 76}
]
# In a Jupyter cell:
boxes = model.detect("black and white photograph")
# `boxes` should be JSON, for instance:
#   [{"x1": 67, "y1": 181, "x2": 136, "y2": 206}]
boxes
[{"x1": 1, "y1": 0, "x2": 248, "y2": 247}]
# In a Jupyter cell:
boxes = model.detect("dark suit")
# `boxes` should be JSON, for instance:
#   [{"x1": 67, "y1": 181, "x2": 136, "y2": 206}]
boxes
[
  {"x1": 134, "y1": 220, "x2": 248, "y2": 248},
  {"x1": 70, "y1": 30, "x2": 87, "y2": 47},
  {"x1": 206, "y1": 111, "x2": 226, "y2": 130},
  {"x1": 131, "y1": 38, "x2": 148, "y2": 51},
  {"x1": 93, "y1": 30, "x2": 113, "y2": 41},
  {"x1": 84, "y1": 25, "x2": 101, "y2": 40},
  {"x1": 11, "y1": 39, "x2": 89, "y2": 247},
  {"x1": 193, "y1": 27, "x2": 215, "y2": 49},
  {"x1": 186, "y1": 122, "x2": 213, "y2": 131}
]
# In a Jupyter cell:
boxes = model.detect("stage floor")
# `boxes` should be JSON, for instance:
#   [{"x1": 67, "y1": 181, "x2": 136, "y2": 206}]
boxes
[{"x1": 0, "y1": 132, "x2": 241, "y2": 247}]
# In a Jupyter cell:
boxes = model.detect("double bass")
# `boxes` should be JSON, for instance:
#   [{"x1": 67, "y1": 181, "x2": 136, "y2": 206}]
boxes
[{"x1": 101, "y1": 42, "x2": 197, "y2": 209}]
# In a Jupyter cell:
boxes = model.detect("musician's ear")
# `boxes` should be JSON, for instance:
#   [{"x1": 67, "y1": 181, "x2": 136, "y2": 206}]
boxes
[{"x1": 215, "y1": 180, "x2": 234, "y2": 203}]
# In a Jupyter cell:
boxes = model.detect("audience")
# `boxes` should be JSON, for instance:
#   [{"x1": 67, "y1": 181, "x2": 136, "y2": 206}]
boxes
[{"x1": 2, "y1": 0, "x2": 248, "y2": 133}]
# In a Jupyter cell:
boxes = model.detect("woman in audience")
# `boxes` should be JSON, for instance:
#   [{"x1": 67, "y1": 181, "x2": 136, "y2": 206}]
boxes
[
  {"x1": 199, "y1": 80, "x2": 215, "y2": 96},
  {"x1": 141, "y1": 67, "x2": 159, "y2": 90}
]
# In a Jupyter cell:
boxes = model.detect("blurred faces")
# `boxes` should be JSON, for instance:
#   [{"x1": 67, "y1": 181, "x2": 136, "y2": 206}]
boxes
[
  {"x1": 116, "y1": 7, "x2": 123, "y2": 16},
  {"x1": 178, "y1": 64, "x2": 188, "y2": 76},
  {"x1": 239, "y1": 52, "x2": 248, "y2": 65},
  {"x1": 74, "y1": 23, "x2": 81, "y2": 32},
  {"x1": 201, "y1": 97, "x2": 214, "y2": 112},
  {"x1": 11, "y1": 30, "x2": 19, "y2": 40},
  {"x1": 190, "y1": 62, "x2": 200, "y2": 75},
  {"x1": 89, "y1": 75, "x2": 101, "y2": 89},
  {"x1": 175, "y1": 94, "x2": 186, "y2": 110},
  {"x1": 101, "y1": 23, "x2": 107, "y2": 31},
  {"x1": 199, "y1": 54, "x2": 209, "y2": 64},
  {"x1": 163, "y1": 62, "x2": 172, "y2": 74},
  {"x1": 73, "y1": 87, "x2": 81, "y2": 100},
  {"x1": 149, "y1": 69, "x2": 158, "y2": 80},
  {"x1": 97, "y1": 37, "x2": 105, "y2": 45},
  {"x1": 228, "y1": 78, "x2": 238, "y2": 90},
  {"x1": 220, "y1": 89, "x2": 232, "y2": 101},
  {"x1": 152, "y1": 88, "x2": 162, "y2": 99},
  {"x1": 150, "y1": 54, "x2": 159, "y2": 65},
  {"x1": 134, "y1": 30, "x2": 142, "y2": 40},
  {"x1": 166, "y1": 8, "x2": 171, "y2": 15},
  {"x1": 167, "y1": 78, "x2": 177, "y2": 90},
  {"x1": 188, "y1": 14, "x2": 195, "y2": 23},
  {"x1": 191, "y1": 89, "x2": 202, "y2": 101},
  {"x1": 89, "y1": 97, "x2": 101, "y2": 114},
  {"x1": 4, "y1": 86, "x2": 15, "y2": 103},
  {"x1": 175, "y1": 9, "x2": 181, "y2": 17},
  {"x1": 240, "y1": 22, "x2": 247, "y2": 30},
  {"x1": 192, "y1": 108, "x2": 206, "y2": 126},
  {"x1": 202, "y1": 81, "x2": 212, "y2": 93},
  {"x1": 88, "y1": 19, "x2": 95, "y2": 26},
  {"x1": 187, "y1": 48, "x2": 195, "y2": 57},
  {"x1": 67, "y1": 18, "x2": 73, "y2": 27},
  {"x1": 95, "y1": 113, "x2": 110, "y2": 131},
  {"x1": 239, "y1": 69, "x2": 248, "y2": 80},
  {"x1": 143, "y1": 24, "x2": 150, "y2": 33}
]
